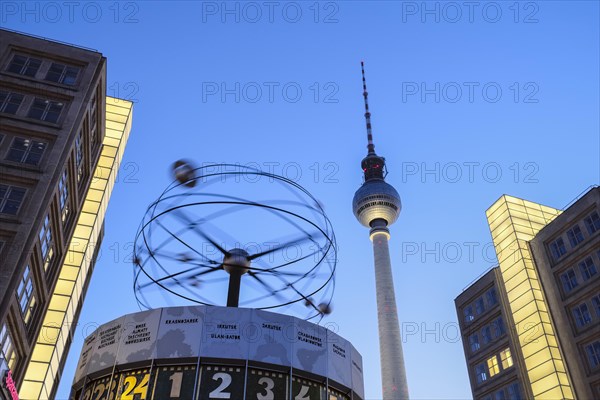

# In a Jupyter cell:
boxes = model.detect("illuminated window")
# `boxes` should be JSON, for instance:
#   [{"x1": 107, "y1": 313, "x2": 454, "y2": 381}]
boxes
[
  {"x1": 475, "y1": 363, "x2": 488, "y2": 384},
  {"x1": 6, "y1": 137, "x2": 47, "y2": 165},
  {"x1": 487, "y1": 355, "x2": 500, "y2": 377},
  {"x1": 464, "y1": 305, "x2": 474, "y2": 323},
  {"x1": 469, "y1": 333, "x2": 480, "y2": 352},
  {"x1": 475, "y1": 297, "x2": 485, "y2": 315},
  {"x1": 7, "y1": 54, "x2": 41, "y2": 77},
  {"x1": 59, "y1": 170, "x2": 70, "y2": 223},
  {"x1": 584, "y1": 211, "x2": 600, "y2": 235},
  {"x1": 0, "y1": 90, "x2": 24, "y2": 114},
  {"x1": 481, "y1": 326, "x2": 492, "y2": 345},
  {"x1": 0, "y1": 323, "x2": 16, "y2": 369},
  {"x1": 492, "y1": 317, "x2": 505, "y2": 338},
  {"x1": 16, "y1": 265, "x2": 37, "y2": 324},
  {"x1": 499, "y1": 348, "x2": 513, "y2": 369},
  {"x1": 39, "y1": 214, "x2": 54, "y2": 271},
  {"x1": 579, "y1": 257, "x2": 597, "y2": 281},
  {"x1": 0, "y1": 184, "x2": 26, "y2": 215},
  {"x1": 567, "y1": 225, "x2": 584, "y2": 248},
  {"x1": 592, "y1": 295, "x2": 600, "y2": 318},
  {"x1": 486, "y1": 287, "x2": 498, "y2": 307},
  {"x1": 550, "y1": 237, "x2": 567, "y2": 260},
  {"x1": 507, "y1": 382, "x2": 521, "y2": 400},
  {"x1": 573, "y1": 303, "x2": 592, "y2": 328},
  {"x1": 28, "y1": 98, "x2": 64, "y2": 123},
  {"x1": 585, "y1": 341, "x2": 600, "y2": 369},
  {"x1": 45, "y1": 62, "x2": 80, "y2": 85},
  {"x1": 75, "y1": 130, "x2": 85, "y2": 183},
  {"x1": 560, "y1": 268, "x2": 578, "y2": 293}
]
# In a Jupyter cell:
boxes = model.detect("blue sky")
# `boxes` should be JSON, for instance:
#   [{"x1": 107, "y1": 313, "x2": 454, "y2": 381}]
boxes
[{"x1": 4, "y1": 1, "x2": 599, "y2": 398}]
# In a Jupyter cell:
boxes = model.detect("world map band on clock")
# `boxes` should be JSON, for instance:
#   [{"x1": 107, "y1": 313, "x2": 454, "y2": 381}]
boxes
[{"x1": 71, "y1": 306, "x2": 364, "y2": 400}]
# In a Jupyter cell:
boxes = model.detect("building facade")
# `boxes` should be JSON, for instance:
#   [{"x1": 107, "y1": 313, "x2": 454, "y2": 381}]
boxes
[
  {"x1": 0, "y1": 29, "x2": 133, "y2": 399},
  {"x1": 456, "y1": 187, "x2": 600, "y2": 399}
]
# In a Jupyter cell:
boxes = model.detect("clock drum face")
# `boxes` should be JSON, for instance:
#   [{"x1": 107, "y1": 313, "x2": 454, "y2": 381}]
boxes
[{"x1": 71, "y1": 306, "x2": 364, "y2": 400}]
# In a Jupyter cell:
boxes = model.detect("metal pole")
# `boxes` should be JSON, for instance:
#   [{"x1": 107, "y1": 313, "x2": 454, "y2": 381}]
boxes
[{"x1": 227, "y1": 272, "x2": 242, "y2": 307}]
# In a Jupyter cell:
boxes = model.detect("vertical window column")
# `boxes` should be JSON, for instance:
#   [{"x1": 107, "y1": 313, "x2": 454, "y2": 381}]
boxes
[
  {"x1": 16, "y1": 265, "x2": 37, "y2": 324},
  {"x1": 39, "y1": 214, "x2": 55, "y2": 272},
  {"x1": 0, "y1": 323, "x2": 17, "y2": 369},
  {"x1": 59, "y1": 170, "x2": 70, "y2": 223}
]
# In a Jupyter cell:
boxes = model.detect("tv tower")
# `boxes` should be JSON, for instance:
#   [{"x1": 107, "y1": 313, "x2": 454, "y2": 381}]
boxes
[{"x1": 352, "y1": 62, "x2": 409, "y2": 399}]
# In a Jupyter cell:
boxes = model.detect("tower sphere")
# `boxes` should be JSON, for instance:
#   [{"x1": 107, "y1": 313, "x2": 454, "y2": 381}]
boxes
[{"x1": 352, "y1": 180, "x2": 402, "y2": 228}]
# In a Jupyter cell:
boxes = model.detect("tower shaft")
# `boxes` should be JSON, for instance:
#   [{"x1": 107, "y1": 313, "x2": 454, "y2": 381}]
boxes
[{"x1": 371, "y1": 228, "x2": 409, "y2": 400}]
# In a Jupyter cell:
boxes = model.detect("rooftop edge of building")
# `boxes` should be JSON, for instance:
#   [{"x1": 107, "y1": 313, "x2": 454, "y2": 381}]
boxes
[
  {"x1": 0, "y1": 27, "x2": 100, "y2": 53},
  {"x1": 455, "y1": 265, "x2": 499, "y2": 302}
]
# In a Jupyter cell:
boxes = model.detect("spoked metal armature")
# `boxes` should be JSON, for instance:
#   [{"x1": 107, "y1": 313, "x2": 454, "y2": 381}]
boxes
[{"x1": 132, "y1": 161, "x2": 337, "y2": 320}]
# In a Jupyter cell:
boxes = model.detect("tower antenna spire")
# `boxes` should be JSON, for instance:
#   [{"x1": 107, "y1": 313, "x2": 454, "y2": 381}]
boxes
[{"x1": 361, "y1": 61, "x2": 376, "y2": 155}]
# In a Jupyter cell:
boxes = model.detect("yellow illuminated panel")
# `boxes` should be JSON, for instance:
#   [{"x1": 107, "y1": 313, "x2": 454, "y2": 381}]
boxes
[
  {"x1": 20, "y1": 97, "x2": 133, "y2": 400},
  {"x1": 500, "y1": 348, "x2": 513, "y2": 369},
  {"x1": 487, "y1": 355, "x2": 500, "y2": 377},
  {"x1": 486, "y1": 196, "x2": 574, "y2": 399}
]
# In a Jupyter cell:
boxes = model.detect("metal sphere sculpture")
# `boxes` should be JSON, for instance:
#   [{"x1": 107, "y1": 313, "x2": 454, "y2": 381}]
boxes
[{"x1": 133, "y1": 161, "x2": 337, "y2": 321}]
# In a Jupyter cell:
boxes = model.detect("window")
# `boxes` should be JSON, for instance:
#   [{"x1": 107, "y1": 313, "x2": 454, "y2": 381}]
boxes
[
  {"x1": 469, "y1": 333, "x2": 480, "y2": 352},
  {"x1": 475, "y1": 363, "x2": 488, "y2": 384},
  {"x1": 45, "y1": 62, "x2": 80, "y2": 85},
  {"x1": 487, "y1": 355, "x2": 500, "y2": 377},
  {"x1": 475, "y1": 297, "x2": 485, "y2": 315},
  {"x1": 90, "y1": 95, "x2": 98, "y2": 146},
  {"x1": 592, "y1": 295, "x2": 600, "y2": 318},
  {"x1": 28, "y1": 98, "x2": 64, "y2": 123},
  {"x1": 6, "y1": 137, "x2": 47, "y2": 165},
  {"x1": 7, "y1": 54, "x2": 41, "y2": 77},
  {"x1": 550, "y1": 237, "x2": 567, "y2": 260},
  {"x1": 39, "y1": 214, "x2": 54, "y2": 271},
  {"x1": 0, "y1": 184, "x2": 26, "y2": 215},
  {"x1": 0, "y1": 323, "x2": 16, "y2": 369},
  {"x1": 59, "y1": 170, "x2": 69, "y2": 222},
  {"x1": 492, "y1": 317, "x2": 506, "y2": 338},
  {"x1": 494, "y1": 390, "x2": 507, "y2": 400},
  {"x1": 481, "y1": 326, "x2": 492, "y2": 345},
  {"x1": 584, "y1": 211, "x2": 600, "y2": 235},
  {"x1": 507, "y1": 382, "x2": 521, "y2": 400},
  {"x1": 567, "y1": 225, "x2": 584, "y2": 248},
  {"x1": 500, "y1": 348, "x2": 513, "y2": 369},
  {"x1": 486, "y1": 287, "x2": 498, "y2": 307},
  {"x1": 585, "y1": 341, "x2": 600, "y2": 369},
  {"x1": 0, "y1": 90, "x2": 24, "y2": 114},
  {"x1": 573, "y1": 303, "x2": 592, "y2": 328},
  {"x1": 75, "y1": 130, "x2": 85, "y2": 183},
  {"x1": 579, "y1": 257, "x2": 597, "y2": 281},
  {"x1": 560, "y1": 269, "x2": 578, "y2": 292},
  {"x1": 16, "y1": 265, "x2": 36, "y2": 324}
]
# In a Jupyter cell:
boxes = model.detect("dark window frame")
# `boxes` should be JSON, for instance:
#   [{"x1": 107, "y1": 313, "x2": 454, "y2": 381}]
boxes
[
  {"x1": 45, "y1": 62, "x2": 80, "y2": 86},
  {"x1": 0, "y1": 184, "x2": 26, "y2": 215},
  {"x1": 5, "y1": 136, "x2": 47, "y2": 166},
  {"x1": 7, "y1": 54, "x2": 42, "y2": 77},
  {"x1": 28, "y1": 97, "x2": 64, "y2": 124}
]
